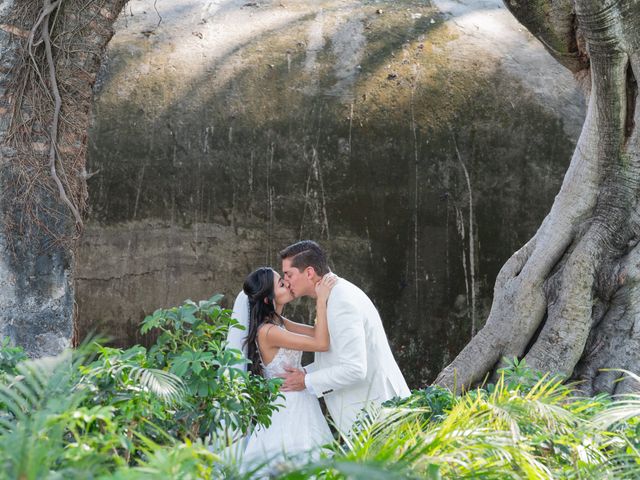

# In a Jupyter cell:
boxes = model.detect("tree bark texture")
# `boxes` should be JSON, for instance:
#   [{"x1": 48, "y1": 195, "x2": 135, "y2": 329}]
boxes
[
  {"x1": 0, "y1": 0, "x2": 125, "y2": 357},
  {"x1": 436, "y1": 0, "x2": 640, "y2": 395}
]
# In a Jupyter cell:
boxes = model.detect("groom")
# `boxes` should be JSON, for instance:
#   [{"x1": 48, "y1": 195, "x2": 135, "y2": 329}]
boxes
[{"x1": 279, "y1": 240, "x2": 410, "y2": 434}]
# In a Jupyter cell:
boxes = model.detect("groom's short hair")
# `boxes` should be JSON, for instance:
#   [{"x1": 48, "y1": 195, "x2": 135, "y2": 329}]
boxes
[{"x1": 280, "y1": 240, "x2": 330, "y2": 276}]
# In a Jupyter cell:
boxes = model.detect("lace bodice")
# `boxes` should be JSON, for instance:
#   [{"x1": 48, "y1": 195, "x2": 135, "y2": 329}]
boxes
[{"x1": 260, "y1": 326, "x2": 303, "y2": 379}]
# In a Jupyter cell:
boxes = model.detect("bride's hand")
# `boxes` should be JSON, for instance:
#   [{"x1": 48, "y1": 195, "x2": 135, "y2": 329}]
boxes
[{"x1": 315, "y1": 273, "x2": 337, "y2": 303}]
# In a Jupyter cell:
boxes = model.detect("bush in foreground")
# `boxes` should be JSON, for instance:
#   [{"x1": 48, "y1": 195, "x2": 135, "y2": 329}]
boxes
[
  {"x1": 0, "y1": 296, "x2": 638, "y2": 479},
  {"x1": 0, "y1": 295, "x2": 282, "y2": 478}
]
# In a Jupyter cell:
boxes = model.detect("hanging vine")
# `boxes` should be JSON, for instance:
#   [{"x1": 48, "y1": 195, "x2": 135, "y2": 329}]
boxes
[{"x1": 3, "y1": 0, "x2": 125, "y2": 248}]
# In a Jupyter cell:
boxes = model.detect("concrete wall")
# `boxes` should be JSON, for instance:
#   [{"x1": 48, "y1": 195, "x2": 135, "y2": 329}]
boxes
[{"x1": 78, "y1": 0, "x2": 585, "y2": 387}]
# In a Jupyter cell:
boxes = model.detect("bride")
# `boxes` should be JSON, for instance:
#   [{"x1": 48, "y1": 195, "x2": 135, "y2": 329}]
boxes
[{"x1": 230, "y1": 266, "x2": 336, "y2": 466}]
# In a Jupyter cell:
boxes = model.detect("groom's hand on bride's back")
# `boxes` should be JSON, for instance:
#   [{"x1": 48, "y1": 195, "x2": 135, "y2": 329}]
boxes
[{"x1": 279, "y1": 367, "x2": 306, "y2": 392}]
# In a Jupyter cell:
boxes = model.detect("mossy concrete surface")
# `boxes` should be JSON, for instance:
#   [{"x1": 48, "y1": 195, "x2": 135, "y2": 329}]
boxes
[{"x1": 78, "y1": 0, "x2": 585, "y2": 387}]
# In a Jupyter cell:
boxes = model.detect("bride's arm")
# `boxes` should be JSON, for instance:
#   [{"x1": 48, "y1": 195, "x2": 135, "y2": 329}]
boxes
[
  {"x1": 282, "y1": 318, "x2": 315, "y2": 336},
  {"x1": 261, "y1": 274, "x2": 335, "y2": 352}
]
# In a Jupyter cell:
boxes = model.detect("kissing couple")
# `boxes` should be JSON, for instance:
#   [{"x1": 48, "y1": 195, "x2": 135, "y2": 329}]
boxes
[{"x1": 227, "y1": 240, "x2": 410, "y2": 467}]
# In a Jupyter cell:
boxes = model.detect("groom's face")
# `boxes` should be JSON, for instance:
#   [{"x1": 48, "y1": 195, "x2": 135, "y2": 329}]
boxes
[{"x1": 282, "y1": 258, "x2": 314, "y2": 298}]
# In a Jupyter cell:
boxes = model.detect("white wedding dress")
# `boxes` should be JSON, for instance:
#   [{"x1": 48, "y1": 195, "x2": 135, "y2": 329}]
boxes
[{"x1": 243, "y1": 327, "x2": 333, "y2": 469}]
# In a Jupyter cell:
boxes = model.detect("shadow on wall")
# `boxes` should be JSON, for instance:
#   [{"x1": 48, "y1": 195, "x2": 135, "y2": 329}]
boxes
[{"x1": 78, "y1": 0, "x2": 582, "y2": 387}]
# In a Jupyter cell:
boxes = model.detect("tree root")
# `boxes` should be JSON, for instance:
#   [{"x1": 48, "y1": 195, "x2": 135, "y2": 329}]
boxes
[
  {"x1": 437, "y1": 3, "x2": 640, "y2": 393},
  {"x1": 436, "y1": 99, "x2": 602, "y2": 391},
  {"x1": 28, "y1": 0, "x2": 83, "y2": 227}
]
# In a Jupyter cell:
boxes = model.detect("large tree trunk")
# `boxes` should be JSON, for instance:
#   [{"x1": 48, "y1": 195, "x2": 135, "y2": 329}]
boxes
[
  {"x1": 436, "y1": 0, "x2": 640, "y2": 395},
  {"x1": 0, "y1": 0, "x2": 125, "y2": 357}
]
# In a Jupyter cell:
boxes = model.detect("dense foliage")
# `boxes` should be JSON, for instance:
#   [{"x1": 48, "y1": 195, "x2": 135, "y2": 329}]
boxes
[
  {"x1": 0, "y1": 295, "x2": 282, "y2": 479},
  {"x1": 0, "y1": 297, "x2": 638, "y2": 479}
]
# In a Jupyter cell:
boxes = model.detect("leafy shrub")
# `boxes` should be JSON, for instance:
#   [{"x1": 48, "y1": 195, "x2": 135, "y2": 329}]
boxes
[
  {"x1": 311, "y1": 370, "x2": 639, "y2": 480},
  {"x1": 0, "y1": 337, "x2": 27, "y2": 376},
  {"x1": 0, "y1": 349, "x2": 102, "y2": 479},
  {"x1": 382, "y1": 385, "x2": 453, "y2": 425},
  {"x1": 497, "y1": 357, "x2": 547, "y2": 390},
  {"x1": 1, "y1": 320, "x2": 640, "y2": 479},
  {"x1": 140, "y1": 295, "x2": 283, "y2": 441},
  {"x1": 0, "y1": 294, "x2": 283, "y2": 477},
  {"x1": 77, "y1": 344, "x2": 186, "y2": 461}
]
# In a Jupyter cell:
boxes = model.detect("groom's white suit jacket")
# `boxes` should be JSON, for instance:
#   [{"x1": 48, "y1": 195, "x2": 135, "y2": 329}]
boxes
[{"x1": 304, "y1": 278, "x2": 410, "y2": 433}]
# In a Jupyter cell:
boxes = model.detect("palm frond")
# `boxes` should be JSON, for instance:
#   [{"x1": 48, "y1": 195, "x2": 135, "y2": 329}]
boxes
[
  {"x1": 129, "y1": 366, "x2": 186, "y2": 404},
  {"x1": 592, "y1": 370, "x2": 640, "y2": 429},
  {"x1": 592, "y1": 399, "x2": 640, "y2": 429}
]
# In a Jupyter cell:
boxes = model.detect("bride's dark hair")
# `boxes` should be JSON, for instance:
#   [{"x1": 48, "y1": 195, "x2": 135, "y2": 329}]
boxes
[{"x1": 243, "y1": 267, "x2": 282, "y2": 376}]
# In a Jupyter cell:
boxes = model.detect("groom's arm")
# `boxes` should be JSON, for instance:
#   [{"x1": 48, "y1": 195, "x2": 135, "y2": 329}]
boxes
[{"x1": 304, "y1": 297, "x2": 367, "y2": 397}]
